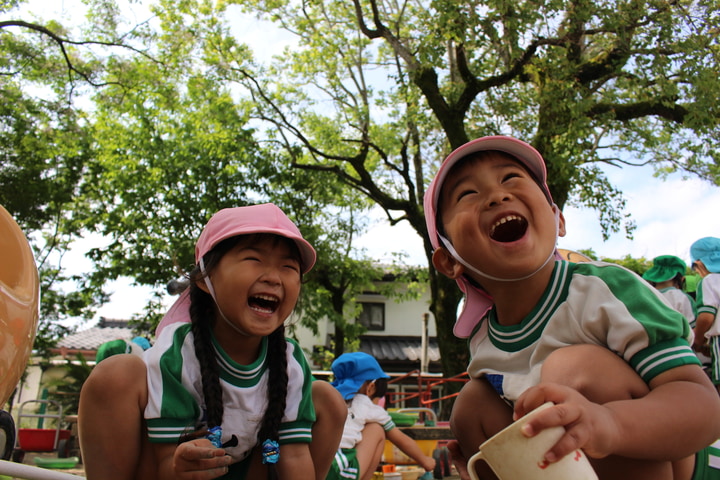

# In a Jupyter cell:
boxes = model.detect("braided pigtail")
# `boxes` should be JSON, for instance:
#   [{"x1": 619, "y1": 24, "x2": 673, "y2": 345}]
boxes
[
  {"x1": 185, "y1": 235, "x2": 243, "y2": 431},
  {"x1": 257, "y1": 325, "x2": 288, "y2": 480},
  {"x1": 189, "y1": 279, "x2": 224, "y2": 428}
]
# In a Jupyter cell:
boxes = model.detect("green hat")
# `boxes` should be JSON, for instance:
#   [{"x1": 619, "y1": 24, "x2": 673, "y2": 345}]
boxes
[{"x1": 642, "y1": 255, "x2": 687, "y2": 283}]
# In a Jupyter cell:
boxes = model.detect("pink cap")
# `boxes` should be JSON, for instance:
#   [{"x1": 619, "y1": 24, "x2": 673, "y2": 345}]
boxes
[
  {"x1": 195, "y1": 203, "x2": 315, "y2": 273},
  {"x1": 156, "y1": 203, "x2": 315, "y2": 336},
  {"x1": 424, "y1": 136, "x2": 551, "y2": 338}
]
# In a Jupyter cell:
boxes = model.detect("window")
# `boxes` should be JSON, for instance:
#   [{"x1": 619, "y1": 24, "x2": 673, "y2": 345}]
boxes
[{"x1": 358, "y1": 302, "x2": 385, "y2": 331}]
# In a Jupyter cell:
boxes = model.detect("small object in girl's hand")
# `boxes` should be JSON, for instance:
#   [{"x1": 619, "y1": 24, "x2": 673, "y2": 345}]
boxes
[
  {"x1": 262, "y1": 439, "x2": 280, "y2": 464},
  {"x1": 206, "y1": 426, "x2": 222, "y2": 448}
]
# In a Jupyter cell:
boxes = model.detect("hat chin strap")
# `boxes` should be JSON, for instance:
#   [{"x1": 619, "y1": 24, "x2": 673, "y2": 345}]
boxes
[
  {"x1": 200, "y1": 258, "x2": 250, "y2": 336},
  {"x1": 439, "y1": 206, "x2": 560, "y2": 283}
]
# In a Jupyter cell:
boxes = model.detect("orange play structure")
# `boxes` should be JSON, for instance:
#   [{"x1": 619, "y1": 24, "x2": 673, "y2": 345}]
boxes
[
  {"x1": 0, "y1": 204, "x2": 39, "y2": 407},
  {"x1": 0, "y1": 206, "x2": 86, "y2": 478}
]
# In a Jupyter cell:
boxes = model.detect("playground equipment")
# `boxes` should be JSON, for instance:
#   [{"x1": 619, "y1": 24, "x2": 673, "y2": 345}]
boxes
[
  {"x1": 0, "y1": 205, "x2": 39, "y2": 408},
  {"x1": 383, "y1": 375, "x2": 459, "y2": 478},
  {"x1": 13, "y1": 400, "x2": 75, "y2": 463},
  {"x1": 0, "y1": 206, "x2": 84, "y2": 479}
]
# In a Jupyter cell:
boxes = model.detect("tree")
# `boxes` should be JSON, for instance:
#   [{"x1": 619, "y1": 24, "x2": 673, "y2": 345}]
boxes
[
  {"x1": 191, "y1": 0, "x2": 720, "y2": 384},
  {"x1": 69, "y1": 3, "x2": 409, "y2": 345},
  {"x1": 3, "y1": 1, "x2": 419, "y2": 353},
  {"x1": 5, "y1": 0, "x2": 720, "y2": 396},
  {"x1": 0, "y1": 1, "x2": 160, "y2": 341}
]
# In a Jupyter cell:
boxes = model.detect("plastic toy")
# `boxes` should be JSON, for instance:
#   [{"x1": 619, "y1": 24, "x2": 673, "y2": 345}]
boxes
[{"x1": 0, "y1": 204, "x2": 39, "y2": 406}]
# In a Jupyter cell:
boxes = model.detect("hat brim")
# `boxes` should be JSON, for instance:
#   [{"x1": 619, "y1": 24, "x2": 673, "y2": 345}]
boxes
[
  {"x1": 196, "y1": 204, "x2": 316, "y2": 274},
  {"x1": 332, "y1": 377, "x2": 367, "y2": 401},
  {"x1": 156, "y1": 289, "x2": 191, "y2": 337},
  {"x1": 453, "y1": 277, "x2": 494, "y2": 338}
]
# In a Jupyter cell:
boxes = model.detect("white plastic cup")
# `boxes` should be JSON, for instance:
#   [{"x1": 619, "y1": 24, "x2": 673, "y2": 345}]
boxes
[{"x1": 467, "y1": 402, "x2": 598, "y2": 480}]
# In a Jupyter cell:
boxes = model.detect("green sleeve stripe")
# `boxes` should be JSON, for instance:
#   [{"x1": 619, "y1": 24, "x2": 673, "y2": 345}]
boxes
[
  {"x1": 278, "y1": 423, "x2": 313, "y2": 444},
  {"x1": 383, "y1": 420, "x2": 396, "y2": 431},
  {"x1": 288, "y1": 338, "x2": 316, "y2": 423},
  {"x1": 695, "y1": 278, "x2": 705, "y2": 304},
  {"x1": 630, "y1": 339, "x2": 700, "y2": 382},
  {"x1": 698, "y1": 305, "x2": 718, "y2": 316},
  {"x1": 146, "y1": 420, "x2": 192, "y2": 443},
  {"x1": 159, "y1": 325, "x2": 201, "y2": 421}
]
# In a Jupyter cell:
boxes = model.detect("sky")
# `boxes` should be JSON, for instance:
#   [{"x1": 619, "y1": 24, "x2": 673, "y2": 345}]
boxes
[
  {"x1": 355, "y1": 165, "x2": 720, "y2": 267},
  {"x1": 12, "y1": 0, "x2": 720, "y2": 323}
]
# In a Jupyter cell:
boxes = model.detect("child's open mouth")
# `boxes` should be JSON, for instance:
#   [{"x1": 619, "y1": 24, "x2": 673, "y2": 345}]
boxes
[
  {"x1": 249, "y1": 294, "x2": 280, "y2": 314},
  {"x1": 490, "y1": 215, "x2": 528, "y2": 242}
]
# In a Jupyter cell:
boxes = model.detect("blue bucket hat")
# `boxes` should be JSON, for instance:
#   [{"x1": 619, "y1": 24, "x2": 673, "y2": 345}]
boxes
[
  {"x1": 331, "y1": 352, "x2": 389, "y2": 400},
  {"x1": 691, "y1": 237, "x2": 720, "y2": 274}
]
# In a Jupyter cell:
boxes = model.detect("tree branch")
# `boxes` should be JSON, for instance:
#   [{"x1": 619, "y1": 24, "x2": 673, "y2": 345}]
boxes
[
  {"x1": 589, "y1": 100, "x2": 688, "y2": 123},
  {"x1": 0, "y1": 20, "x2": 158, "y2": 87}
]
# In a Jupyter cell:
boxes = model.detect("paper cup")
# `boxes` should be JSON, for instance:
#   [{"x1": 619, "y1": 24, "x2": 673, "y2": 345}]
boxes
[{"x1": 467, "y1": 402, "x2": 597, "y2": 480}]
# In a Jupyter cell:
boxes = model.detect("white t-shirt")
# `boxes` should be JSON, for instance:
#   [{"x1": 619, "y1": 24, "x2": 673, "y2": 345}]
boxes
[
  {"x1": 698, "y1": 273, "x2": 720, "y2": 338},
  {"x1": 659, "y1": 287, "x2": 696, "y2": 325},
  {"x1": 339, "y1": 394, "x2": 395, "y2": 449}
]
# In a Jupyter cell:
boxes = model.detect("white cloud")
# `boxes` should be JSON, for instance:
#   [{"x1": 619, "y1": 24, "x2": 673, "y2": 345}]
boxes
[{"x1": 563, "y1": 168, "x2": 720, "y2": 262}]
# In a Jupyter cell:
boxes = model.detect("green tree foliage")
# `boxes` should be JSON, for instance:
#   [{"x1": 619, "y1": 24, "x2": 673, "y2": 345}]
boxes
[
  {"x1": 4, "y1": 0, "x2": 719, "y2": 390},
  {"x1": 0, "y1": 35, "x2": 107, "y2": 341},
  {"x1": 600, "y1": 254, "x2": 653, "y2": 276},
  {"x1": 177, "y1": 0, "x2": 718, "y2": 383},
  {"x1": 1, "y1": 1, "x2": 159, "y2": 340},
  {"x1": 3, "y1": 0, "x2": 406, "y2": 350},
  {"x1": 44, "y1": 354, "x2": 92, "y2": 416}
]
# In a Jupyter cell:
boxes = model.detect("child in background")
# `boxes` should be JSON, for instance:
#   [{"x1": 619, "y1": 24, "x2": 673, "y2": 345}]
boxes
[
  {"x1": 79, "y1": 203, "x2": 346, "y2": 480},
  {"x1": 642, "y1": 255, "x2": 696, "y2": 325},
  {"x1": 94, "y1": 336, "x2": 151, "y2": 364},
  {"x1": 642, "y1": 255, "x2": 707, "y2": 365},
  {"x1": 327, "y1": 352, "x2": 436, "y2": 480},
  {"x1": 423, "y1": 136, "x2": 720, "y2": 480},
  {"x1": 642, "y1": 255, "x2": 707, "y2": 362},
  {"x1": 690, "y1": 237, "x2": 720, "y2": 394}
]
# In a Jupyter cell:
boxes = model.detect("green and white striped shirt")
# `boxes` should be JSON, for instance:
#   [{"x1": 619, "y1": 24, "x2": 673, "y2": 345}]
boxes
[
  {"x1": 144, "y1": 322, "x2": 315, "y2": 462},
  {"x1": 468, "y1": 260, "x2": 699, "y2": 402}
]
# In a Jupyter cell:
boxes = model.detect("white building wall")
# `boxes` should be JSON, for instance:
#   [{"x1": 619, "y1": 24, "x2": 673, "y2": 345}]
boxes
[{"x1": 290, "y1": 283, "x2": 435, "y2": 366}]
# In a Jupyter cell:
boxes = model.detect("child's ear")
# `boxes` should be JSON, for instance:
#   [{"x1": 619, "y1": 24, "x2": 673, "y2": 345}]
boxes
[
  {"x1": 553, "y1": 204, "x2": 567, "y2": 238},
  {"x1": 432, "y1": 247, "x2": 464, "y2": 279},
  {"x1": 196, "y1": 278, "x2": 211, "y2": 294}
]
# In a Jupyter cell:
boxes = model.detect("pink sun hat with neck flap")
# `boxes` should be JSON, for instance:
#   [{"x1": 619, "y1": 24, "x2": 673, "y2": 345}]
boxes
[
  {"x1": 156, "y1": 203, "x2": 316, "y2": 336},
  {"x1": 424, "y1": 136, "x2": 553, "y2": 338}
]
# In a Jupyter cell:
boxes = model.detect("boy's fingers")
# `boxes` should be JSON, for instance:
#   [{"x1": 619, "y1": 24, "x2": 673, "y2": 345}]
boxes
[
  {"x1": 446, "y1": 440, "x2": 472, "y2": 480},
  {"x1": 176, "y1": 454, "x2": 232, "y2": 478}
]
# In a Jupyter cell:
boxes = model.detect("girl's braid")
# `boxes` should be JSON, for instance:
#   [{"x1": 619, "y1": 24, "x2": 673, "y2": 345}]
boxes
[
  {"x1": 257, "y1": 325, "x2": 288, "y2": 480},
  {"x1": 189, "y1": 280, "x2": 224, "y2": 428}
]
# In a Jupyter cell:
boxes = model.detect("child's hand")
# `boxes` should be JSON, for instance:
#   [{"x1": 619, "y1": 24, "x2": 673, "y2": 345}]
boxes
[
  {"x1": 173, "y1": 438, "x2": 232, "y2": 479},
  {"x1": 514, "y1": 383, "x2": 619, "y2": 463},
  {"x1": 446, "y1": 440, "x2": 471, "y2": 480},
  {"x1": 420, "y1": 454, "x2": 436, "y2": 473}
]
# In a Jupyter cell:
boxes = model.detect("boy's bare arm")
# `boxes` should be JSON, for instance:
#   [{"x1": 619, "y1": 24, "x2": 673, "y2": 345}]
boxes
[
  {"x1": 694, "y1": 312, "x2": 715, "y2": 349},
  {"x1": 385, "y1": 428, "x2": 437, "y2": 472},
  {"x1": 515, "y1": 364, "x2": 720, "y2": 464}
]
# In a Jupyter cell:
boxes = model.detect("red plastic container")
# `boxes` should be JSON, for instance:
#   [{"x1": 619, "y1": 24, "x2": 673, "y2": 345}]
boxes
[{"x1": 17, "y1": 428, "x2": 71, "y2": 451}]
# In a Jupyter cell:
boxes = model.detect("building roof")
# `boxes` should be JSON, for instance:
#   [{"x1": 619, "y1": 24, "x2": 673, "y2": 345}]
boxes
[
  {"x1": 55, "y1": 317, "x2": 134, "y2": 354},
  {"x1": 359, "y1": 335, "x2": 442, "y2": 373}
]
